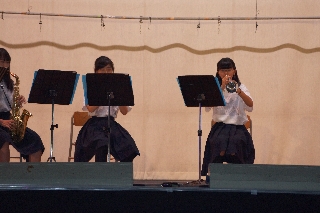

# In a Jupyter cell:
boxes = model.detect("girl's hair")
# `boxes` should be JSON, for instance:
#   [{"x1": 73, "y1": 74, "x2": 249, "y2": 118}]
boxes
[
  {"x1": 94, "y1": 56, "x2": 114, "y2": 72},
  {"x1": 215, "y1": 57, "x2": 241, "y2": 86},
  {"x1": 0, "y1": 48, "x2": 14, "y2": 91},
  {"x1": 0, "y1": 48, "x2": 11, "y2": 62}
]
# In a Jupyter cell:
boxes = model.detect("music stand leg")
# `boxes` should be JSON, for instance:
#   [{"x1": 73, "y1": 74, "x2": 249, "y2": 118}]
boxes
[
  {"x1": 198, "y1": 102, "x2": 202, "y2": 181},
  {"x1": 183, "y1": 98, "x2": 206, "y2": 186},
  {"x1": 47, "y1": 92, "x2": 58, "y2": 162},
  {"x1": 106, "y1": 115, "x2": 111, "y2": 162},
  {"x1": 106, "y1": 92, "x2": 114, "y2": 163}
]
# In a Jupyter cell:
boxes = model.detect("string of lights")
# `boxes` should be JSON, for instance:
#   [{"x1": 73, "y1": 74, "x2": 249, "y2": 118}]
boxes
[{"x1": 1, "y1": 11, "x2": 320, "y2": 21}]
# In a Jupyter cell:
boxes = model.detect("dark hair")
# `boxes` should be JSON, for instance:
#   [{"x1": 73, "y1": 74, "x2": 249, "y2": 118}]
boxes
[
  {"x1": 217, "y1": 57, "x2": 236, "y2": 70},
  {"x1": 94, "y1": 56, "x2": 114, "y2": 72},
  {"x1": 0, "y1": 48, "x2": 11, "y2": 62},
  {"x1": 0, "y1": 48, "x2": 13, "y2": 91},
  {"x1": 216, "y1": 57, "x2": 241, "y2": 86}
]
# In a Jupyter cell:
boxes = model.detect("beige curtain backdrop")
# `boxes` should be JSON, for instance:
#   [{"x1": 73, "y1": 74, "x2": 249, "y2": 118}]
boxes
[{"x1": 1, "y1": 0, "x2": 320, "y2": 180}]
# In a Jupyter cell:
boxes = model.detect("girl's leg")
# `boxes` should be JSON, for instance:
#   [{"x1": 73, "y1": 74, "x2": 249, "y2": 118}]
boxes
[
  {"x1": 95, "y1": 146, "x2": 108, "y2": 162},
  {"x1": 212, "y1": 150, "x2": 226, "y2": 163},
  {"x1": 28, "y1": 150, "x2": 42, "y2": 162},
  {"x1": 0, "y1": 142, "x2": 10, "y2": 162}
]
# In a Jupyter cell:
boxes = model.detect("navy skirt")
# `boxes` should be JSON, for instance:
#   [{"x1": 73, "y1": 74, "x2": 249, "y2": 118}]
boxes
[
  {"x1": 0, "y1": 112, "x2": 45, "y2": 158},
  {"x1": 201, "y1": 122, "x2": 255, "y2": 176},
  {"x1": 74, "y1": 116, "x2": 140, "y2": 162}
]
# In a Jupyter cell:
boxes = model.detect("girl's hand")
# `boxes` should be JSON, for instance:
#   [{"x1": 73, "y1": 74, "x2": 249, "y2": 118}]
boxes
[
  {"x1": 18, "y1": 95, "x2": 27, "y2": 106},
  {"x1": 119, "y1": 106, "x2": 129, "y2": 115},
  {"x1": 0, "y1": 119, "x2": 15, "y2": 130},
  {"x1": 221, "y1": 75, "x2": 230, "y2": 90}
]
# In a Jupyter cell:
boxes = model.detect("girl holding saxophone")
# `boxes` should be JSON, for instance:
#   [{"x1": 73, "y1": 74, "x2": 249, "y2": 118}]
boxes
[{"x1": 0, "y1": 48, "x2": 44, "y2": 162}]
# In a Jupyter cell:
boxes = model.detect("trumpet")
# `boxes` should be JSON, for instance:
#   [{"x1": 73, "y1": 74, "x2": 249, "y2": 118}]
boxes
[{"x1": 226, "y1": 78, "x2": 238, "y2": 93}]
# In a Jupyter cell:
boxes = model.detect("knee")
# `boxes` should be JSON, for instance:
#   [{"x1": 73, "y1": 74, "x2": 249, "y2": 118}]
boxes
[
  {"x1": 0, "y1": 142, "x2": 9, "y2": 151},
  {"x1": 219, "y1": 151, "x2": 226, "y2": 156}
]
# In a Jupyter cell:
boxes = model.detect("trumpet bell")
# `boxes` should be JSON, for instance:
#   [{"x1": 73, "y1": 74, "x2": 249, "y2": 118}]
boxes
[{"x1": 226, "y1": 81, "x2": 237, "y2": 93}]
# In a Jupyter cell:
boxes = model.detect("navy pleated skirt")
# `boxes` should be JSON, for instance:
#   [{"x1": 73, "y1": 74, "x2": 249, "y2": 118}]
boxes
[
  {"x1": 0, "y1": 112, "x2": 45, "y2": 158},
  {"x1": 74, "y1": 116, "x2": 140, "y2": 162},
  {"x1": 201, "y1": 122, "x2": 255, "y2": 176}
]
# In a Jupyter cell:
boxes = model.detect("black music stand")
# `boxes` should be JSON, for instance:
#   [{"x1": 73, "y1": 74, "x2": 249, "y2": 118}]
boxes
[
  {"x1": 83, "y1": 73, "x2": 134, "y2": 162},
  {"x1": 177, "y1": 75, "x2": 225, "y2": 183},
  {"x1": 28, "y1": 69, "x2": 79, "y2": 162}
]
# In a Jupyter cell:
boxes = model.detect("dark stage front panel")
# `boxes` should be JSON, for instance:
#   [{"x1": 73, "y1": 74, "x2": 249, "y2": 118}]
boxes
[
  {"x1": 0, "y1": 188, "x2": 320, "y2": 212},
  {"x1": 1, "y1": 163, "x2": 320, "y2": 212},
  {"x1": 209, "y1": 163, "x2": 320, "y2": 193},
  {"x1": 0, "y1": 162, "x2": 133, "y2": 188}
]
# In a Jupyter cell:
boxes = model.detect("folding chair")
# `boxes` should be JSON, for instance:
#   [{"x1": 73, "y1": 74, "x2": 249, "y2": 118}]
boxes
[
  {"x1": 9, "y1": 147, "x2": 23, "y2": 162},
  {"x1": 68, "y1": 111, "x2": 91, "y2": 162},
  {"x1": 211, "y1": 115, "x2": 252, "y2": 135}
]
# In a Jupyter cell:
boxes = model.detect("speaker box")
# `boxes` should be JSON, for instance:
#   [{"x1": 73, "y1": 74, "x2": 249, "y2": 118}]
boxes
[
  {"x1": 0, "y1": 162, "x2": 133, "y2": 189},
  {"x1": 209, "y1": 163, "x2": 320, "y2": 192}
]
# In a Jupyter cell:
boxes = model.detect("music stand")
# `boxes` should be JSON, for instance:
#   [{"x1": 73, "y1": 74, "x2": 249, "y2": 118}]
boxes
[
  {"x1": 83, "y1": 73, "x2": 134, "y2": 162},
  {"x1": 177, "y1": 75, "x2": 225, "y2": 183},
  {"x1": 28, "y1": 69, "x2": 79, "y2": 162}
]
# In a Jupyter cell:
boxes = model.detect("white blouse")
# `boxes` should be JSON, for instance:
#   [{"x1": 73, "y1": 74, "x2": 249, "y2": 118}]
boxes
[
  {"x1": 82, "y1": 105, "x2": 132, "y2": 118},
  {"x1": 205, "y1": 84, "x2": 253, "y2": 125},
  {"x1": 0, "y1": 80, "x2": 13, "y2": 112}
]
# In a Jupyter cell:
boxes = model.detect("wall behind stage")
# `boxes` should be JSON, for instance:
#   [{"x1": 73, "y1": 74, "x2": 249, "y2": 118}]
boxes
[{"x1": 1, "y1": 0, "x2": 320, "y2": 180}]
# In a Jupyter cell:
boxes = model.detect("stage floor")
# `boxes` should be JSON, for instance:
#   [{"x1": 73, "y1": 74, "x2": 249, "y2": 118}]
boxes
[
  {"x1": 0, "y1": 179, "x2": 209, "y2": 191},
  {"x1": 133, "y1": 179, "x2": 209, "y2": 187}
]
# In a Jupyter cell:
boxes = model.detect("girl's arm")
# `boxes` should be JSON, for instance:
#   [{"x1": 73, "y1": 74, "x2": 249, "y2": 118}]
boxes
[
  {"x1": 236, "y1": 88, "x2": 253, "y2": 107},
  {"x1": 86, "y1": 105, "x2": 99, "y2": 113}
]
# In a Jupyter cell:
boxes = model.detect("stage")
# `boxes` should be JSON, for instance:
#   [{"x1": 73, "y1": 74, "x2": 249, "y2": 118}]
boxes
[{"x1": 1, "y1": 163, "x2": 320, "y2": 212}]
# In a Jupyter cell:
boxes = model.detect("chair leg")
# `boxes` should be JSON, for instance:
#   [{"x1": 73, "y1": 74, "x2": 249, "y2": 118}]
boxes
[{"x1": 69, "y1": 115, "x2": 74, "y2": 162}]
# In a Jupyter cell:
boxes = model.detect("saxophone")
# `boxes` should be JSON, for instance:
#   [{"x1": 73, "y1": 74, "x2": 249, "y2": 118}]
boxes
[{"x1": 10, "y1": 72, "x2": 32, "y2": 143}]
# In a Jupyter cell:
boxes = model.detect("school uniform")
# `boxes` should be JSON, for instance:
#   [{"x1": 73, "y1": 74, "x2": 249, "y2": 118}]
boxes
[
  {"x1": 0, "y1": 80, "x2": 44, "y2": 159},
  {"x1": 74, "y1": 105, "x2": 140, "y2": 162},
  {"x1": 201, "y1": 84, "x2": 255, "y2": 176}
]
